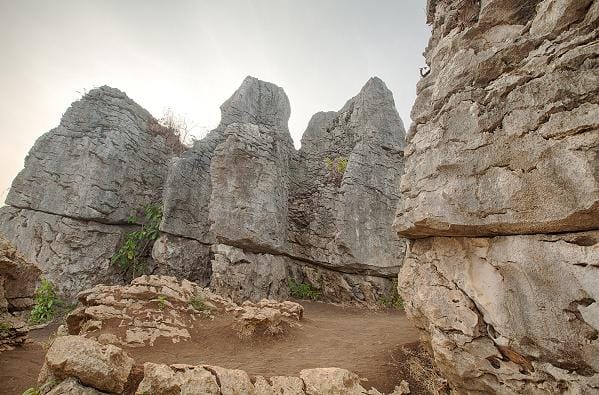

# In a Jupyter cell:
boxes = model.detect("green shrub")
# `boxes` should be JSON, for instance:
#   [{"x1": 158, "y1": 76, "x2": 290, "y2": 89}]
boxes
[
  {"x1": 157, "y1": 295, "x2": 167, "y2": 309},
  {"x1": 324, "y1": 156, "x2": 348, "y2": 175},
  {"x1": 22, "y1": 388, "x2": 40, "y2": 395},
  {"x1": 288, "y1": 279, "x2": 321, "y2": 301},
  {"x1": 29, "y1": 278, "x2": 61, "y2": 325},
  {"x1": 190, "y1": 295, "x2": 207, "y2": 311},
  {"x1": 112, "y1": 203, "x2": 162, "y2": 277},
  {"x1": 336, "y1": 157, "x2": 348, "y2": 173},
  {"x1": 378, "y1": 280, "x2": 404, "y2": 309},
  {"x1": 189, "y1": 295, "x2": 213, "y2": 318}
]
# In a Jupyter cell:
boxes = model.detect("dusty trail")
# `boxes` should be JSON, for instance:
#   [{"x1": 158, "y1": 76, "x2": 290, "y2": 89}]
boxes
[{"x1": 0, "y1": 301, "x2": 419, "y2": 394}]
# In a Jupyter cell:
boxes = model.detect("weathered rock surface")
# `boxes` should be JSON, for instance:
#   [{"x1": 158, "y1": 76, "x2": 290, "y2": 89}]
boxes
[
  {"x1": 211, "y1": 244, "x2": 394, "y2": 304},
  {"x1": 0, "y1": 206, "x2": 126, "y2": 299},
  {"x1": 66, "y1": 275, "x2": 303, "y2": 346},
  {"x1": 1, "y1": 75, "x2": 406, "y2": 303},
  {"x1": 66, "y1": 275, "x2": 213, "y2": 347},
  {"x1": 399, "y1": 233, "x2": 599, "y2": 393},
  {"x1": 397, "y1": 0, "x2": 599, "y2": 393},
  {"x1": 289, "y1": 77, "x2": 406, "y2": 275},
  {"x1": 45, "y1": 335, "x2": 134, "y2": 393},
  {"x1": 396, "y1": 0, "x2": 599, "y2": 237},
  {"x1": 0, "y1": 235, "x2": 40, "y2": 311},
  {"x1": 6, "y1": 86, "x2": 178, "y2": 223},
  {"x1": 151, "y1": 233, "x2": 211, "y2": 286},
  {"x1": 0, "y1": 236, "x2": 39, "y2": 351},
  {"x1": 46, "y1": 377, "x2": 109, "y2": 395}
]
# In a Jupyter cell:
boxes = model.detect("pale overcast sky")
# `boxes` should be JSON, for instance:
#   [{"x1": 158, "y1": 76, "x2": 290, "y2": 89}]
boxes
[{"x1": 0, "y1": 0, "x2": 430, "y2": 203}]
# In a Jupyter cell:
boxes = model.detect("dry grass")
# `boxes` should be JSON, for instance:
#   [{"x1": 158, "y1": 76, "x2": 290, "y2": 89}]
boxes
[{"x1": 388, "y1": 342, "x2": 450, "y2": 395}]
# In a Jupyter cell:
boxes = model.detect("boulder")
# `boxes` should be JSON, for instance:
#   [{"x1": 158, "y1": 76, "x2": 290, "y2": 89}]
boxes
[
  {"x1": 45, "y1": 335, "x2": 134, "y2": 393},
  {"x1": 135, "y1": 363, "x2": 220, "y2": 395},
  {"x1": 300, "y1": 367, "x2": 370, "y2": 394},
  {"x1": 46, "y1": 377, "x2": 109, "y2": 395}
]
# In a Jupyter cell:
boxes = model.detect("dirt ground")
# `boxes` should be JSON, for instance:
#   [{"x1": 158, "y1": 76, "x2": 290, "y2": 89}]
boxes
[{"x1": 0, "y1": 301, "x2": 421, "y2": 394}]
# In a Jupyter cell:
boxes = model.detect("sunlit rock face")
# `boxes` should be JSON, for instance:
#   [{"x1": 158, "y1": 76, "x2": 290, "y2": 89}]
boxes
[
  {"x1": 397, "y1": 0, "x2": 599, "y2": 392},
  {"x1": 0, "y1": 76, "x2": 407, "y2": 304}
]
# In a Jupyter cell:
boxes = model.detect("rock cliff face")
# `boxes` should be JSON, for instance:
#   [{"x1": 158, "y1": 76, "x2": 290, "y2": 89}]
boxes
[
  {"x1": 289, "y1": 77, "x2": 406, "y2": 276},
  {"x1": 0, "y1": 236, "x2": 40, "y2": 350},
  {"x1": 0, "y1": 86, "x2": 180, "y2": 297},
  {"x1": 397, "y1": 0, "x2": 599, "y2": 393},
  {"x1": 0, "y1": 76, "x2": 406, "y2": 304}
]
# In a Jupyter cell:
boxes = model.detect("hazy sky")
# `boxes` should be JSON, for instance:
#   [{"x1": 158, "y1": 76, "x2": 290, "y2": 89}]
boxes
[{"x1": 0, "y1": 0, "x2": 430, "y2": 203}]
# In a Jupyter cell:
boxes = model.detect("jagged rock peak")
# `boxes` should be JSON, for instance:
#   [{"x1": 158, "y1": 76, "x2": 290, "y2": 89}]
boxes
[
  {"x1": 300, "y1": 77, "x2": 405, "y2": 152},
  {"x1": 219, "y1": 76, "x2": 291, "y2": 129}
]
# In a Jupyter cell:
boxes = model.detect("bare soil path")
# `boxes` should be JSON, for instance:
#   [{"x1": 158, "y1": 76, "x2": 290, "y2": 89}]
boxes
[{"x1": 0, "y1": 301, "x2": 419, "y2": 394}]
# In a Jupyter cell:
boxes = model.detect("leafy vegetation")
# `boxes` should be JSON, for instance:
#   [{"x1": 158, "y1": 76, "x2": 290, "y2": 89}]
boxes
[
  {"x1": 0, "y1": 322, "x2": 11, "y2": 332},
  {"x1": 336, "y1": 157, "x2": 348, "y2": 173},
  {"x1": 29, "y1": 278, "x2": 61, "y2": 325},
  {"x1": 378, "y1": 280, "x2": 404, "y2": 309},
  {"x1": 22, "y1": 388, "x2": 41, "y2": 395},
  {"x1": 324, "y1": 156, "x2": 349, "y2": 174},
  {"x1": 112, "y1": 203, "x2": 162, "y2": 278},
  {"x1": 157, "y1": 295, "x2": 167, "y2": 309},
  {"x1": 288, "y1": 279, "x2": 321, "y2": 301},
  {"x1": 189, "y1": 295, "x2": 213, "y2": 318}
]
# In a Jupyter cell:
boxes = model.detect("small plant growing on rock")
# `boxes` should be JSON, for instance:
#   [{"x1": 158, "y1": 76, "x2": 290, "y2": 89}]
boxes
[
  {"x1": 324, "y1": 156, "x2": 349, "y2": 186},
  {"x1": 30, "y1": 278, "x2": 61, "y2": 325},
  {"x1": 336, "y1": 157, "x2": 348, "y2": 173},
  {"x1": 378, "y1": 279, "x2": 404, "y2": 310},
  {"x1": 0, "y1": 322, "x2": 11, "y2": 332},
  {"x1": 190, "y1": 295, "x2": 213, "y2": 318},
  {"x1": 22, "y1": 388, "x2": 41, "y2": 395},
  {"x1": 112, "y1": 203, "x2": 162, "y2": 278},
  {"x1": 288, "y1": 279, "x2": 321, "y2": 301},
  {"x1": 157, "y1": 295, "x2": 167, "y2": 309}
]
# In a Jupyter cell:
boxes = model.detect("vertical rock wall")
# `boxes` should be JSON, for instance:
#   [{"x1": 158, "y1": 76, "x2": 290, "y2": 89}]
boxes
[{"x1": 397, "y1": 0, "x2": 599, "y2": 392}]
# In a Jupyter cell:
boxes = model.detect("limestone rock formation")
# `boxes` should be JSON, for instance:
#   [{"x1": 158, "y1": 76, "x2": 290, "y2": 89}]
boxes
[
  {"x1": 0, "y1": 207, "x2": 125, "y2": 298},
  {"x1": 45, "y1": 335, "x2": 134, "y2": 393},
  {"x1": 0, "y1": 236, "x2": 40, "y2": 351},
  {"x1": 0, "y1": 235, "x2": 40, "y2": 311},
  {"x1": 0, "y1": 76, "x2": 406, "y2": 304},
  {"x1": 397, "y1": 0, "x2": 599, "y2": 393},
  {"x1": 210, "y1": 244, "x2": 394, "y2": 304},
  {"x1": 289, "y1": 77, "x2": 406, "y2": 275},
  {"x1": 400, "y1": 233, "x2": 599, "y2": 393},
  {"x1": 396, "y1": 0, "x2": 599, "y2": 237},
  {"x1": 38, "y1": 334, "x2": 403, "y2": 394},
  {"x1": 0, "y1": 86, "x2": 182, "y2": 298},
  {"x1": 6, "y1": 86, "x2": 178, "y2": 223},
  {"x1": 66, "y1": 275, "x2": 304, "y2": 346}
]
